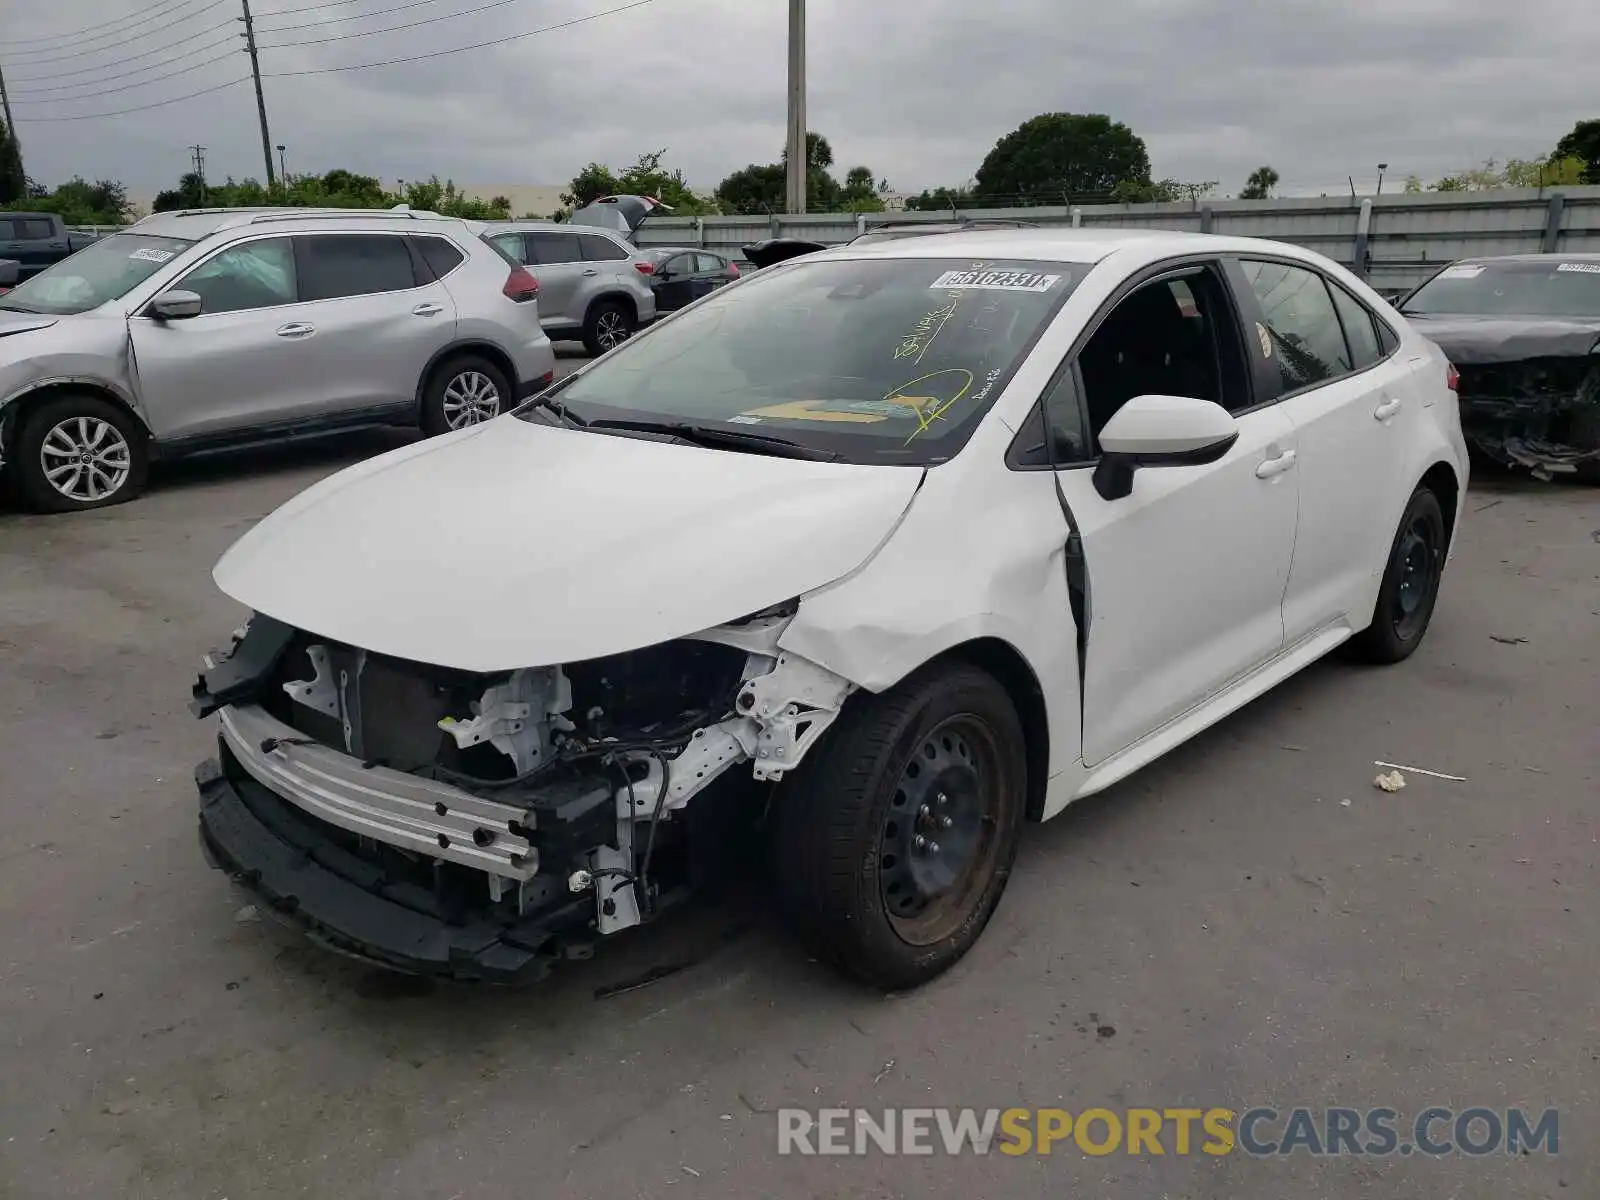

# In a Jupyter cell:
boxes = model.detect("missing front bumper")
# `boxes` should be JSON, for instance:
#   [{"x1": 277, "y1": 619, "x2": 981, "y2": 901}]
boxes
[{"x1": 196, "y1": 753, "x2": 594, "y2": 984}]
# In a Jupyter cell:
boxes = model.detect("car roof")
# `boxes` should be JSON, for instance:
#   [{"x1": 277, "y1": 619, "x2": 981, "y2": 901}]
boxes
[
  {"x1": 1447, "y1": 252, "x2": 1600, "y2": 264},
  {"x1": 482, "y1": 220, "x2": 630, "y2": 239},
  {"x1": 126, "y1": 207, "x2": 470, "y2": 239},
  {"x1": 805, "y1": 226, "x2": 1317, "y2": 266}
]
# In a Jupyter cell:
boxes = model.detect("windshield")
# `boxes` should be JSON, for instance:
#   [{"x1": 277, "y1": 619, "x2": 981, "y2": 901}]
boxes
[
  {"x1": 0, "y1": 233, "x2": 194, "y2": 315},
  {"x1": 529, "y1": 256, "x2": 1079, "y2": 464},
  {"x1": 1401, "y1": 259, "x2": 1600, "y2": 319}
]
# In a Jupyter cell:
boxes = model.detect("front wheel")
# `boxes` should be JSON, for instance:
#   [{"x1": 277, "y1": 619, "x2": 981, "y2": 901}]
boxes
[
  {"x1": 420, "y1": 355, "x2": 510, "y2": 435},
  {"x1": 772, "y1": 662, "x2": 1027, "y2": 991},
  {"x1": 1350, "y1": 485, "x2": 1447, "y2": 663},
  {"x1": 15, "y1": 394, "x2": 149, "y2": 512}
]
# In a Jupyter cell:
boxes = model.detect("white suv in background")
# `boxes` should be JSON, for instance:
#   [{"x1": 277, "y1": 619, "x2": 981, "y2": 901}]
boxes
[{"x1": 482, "y1": 221, "x2": 658, "y2": 355}]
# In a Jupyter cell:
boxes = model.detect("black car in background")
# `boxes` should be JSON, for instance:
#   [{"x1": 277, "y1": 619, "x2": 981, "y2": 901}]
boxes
[
  {"x1": 639, "y1": 247, "x2": 740, "y2": 312},
  {"x1": 1398, "y1": 254, "x2": 1600, "y2": 480}
]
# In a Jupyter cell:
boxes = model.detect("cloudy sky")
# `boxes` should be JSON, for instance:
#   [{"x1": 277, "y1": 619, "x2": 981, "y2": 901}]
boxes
[{"x1": 3, "y1": 0, "x2": 1595, "y2": 202}]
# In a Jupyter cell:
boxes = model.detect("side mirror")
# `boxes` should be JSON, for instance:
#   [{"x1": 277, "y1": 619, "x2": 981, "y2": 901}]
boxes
[
  {"x1": 150, "y1": 289, "x2": 203, "y2": 320},
  {"x1": 1092, "y1": 394, "x2": 1239, "y2": 501}
]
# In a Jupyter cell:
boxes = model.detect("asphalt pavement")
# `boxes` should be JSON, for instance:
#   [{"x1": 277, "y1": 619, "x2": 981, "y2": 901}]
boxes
[{"x1": 0, "y1": 413, "x2": 1596, "y2": 1199}]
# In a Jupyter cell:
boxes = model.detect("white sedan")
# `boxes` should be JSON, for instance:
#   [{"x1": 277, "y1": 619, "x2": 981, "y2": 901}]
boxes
[{"x1": 190, "y1": 228, "x2": 1468, "y2": 990}]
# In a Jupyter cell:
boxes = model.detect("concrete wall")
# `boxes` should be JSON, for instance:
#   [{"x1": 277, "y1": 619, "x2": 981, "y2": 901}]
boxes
[{"x1": 631, "y1": 187, "x2": 1600, "y2": 293}]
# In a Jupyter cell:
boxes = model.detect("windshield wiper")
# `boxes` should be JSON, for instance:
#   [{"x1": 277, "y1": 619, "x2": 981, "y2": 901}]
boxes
[
  {"x1": 0, "y1": 302, "x2": 39, "y2": 313},
  {"x1": 586, "y1": 418, "x2": 843, "y2": 461}
]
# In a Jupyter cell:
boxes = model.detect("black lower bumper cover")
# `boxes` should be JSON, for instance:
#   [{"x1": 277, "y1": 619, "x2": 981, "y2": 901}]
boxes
[{"x1": 196, "y1": 756, "x2": 592, "y2": 984}]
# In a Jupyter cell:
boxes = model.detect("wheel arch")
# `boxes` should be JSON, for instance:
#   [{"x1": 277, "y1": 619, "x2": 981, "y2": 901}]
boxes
[
  {"x1": 2, "y1": 380, "x2": 153, "y2": 460},
  {"x1": 413, "y1": 339, "x2": 519, "y2": 416},
  {"x1": 1417, "y1": 458, "x2": 1461, "y2": 554},
  {"x1": 585, "y1": 290, "x2": 639, "y2": 325}
]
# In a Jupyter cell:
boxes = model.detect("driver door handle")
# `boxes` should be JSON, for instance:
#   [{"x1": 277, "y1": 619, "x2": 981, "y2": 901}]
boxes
[
  {"x1": 1255, "y1": 448, "x2": 1297, "y2": 479},
  {"x1": 1373, "y1": 396, "x2": 1403, "y2": 421},
  {"x1": 276, "y1": 322, "x2": 315, "y2": 338},
  {"x1": 581, "y1": 268, "x2": 600, "y2": 276},
  {"x1": 412, "y1": 302, "x2": 444, "y2": 316}
]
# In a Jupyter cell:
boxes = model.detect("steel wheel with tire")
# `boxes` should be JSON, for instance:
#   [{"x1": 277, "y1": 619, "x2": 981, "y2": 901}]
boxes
[
  {"x1": 582, "y1": 300, "x2": 634, "y2": 357},
  {"x1": 1350, "y1": 485, "x2": 1447, "y2": 664},
  {"x1": 772, "y1": 661, "x2": 1027, "y2": 991},
  {"x1": 15, "y1": 394, "x2": 149, "y2": 512},
  {"x1": 421, "y1": 355, "x2": 510, "y2": 436}
]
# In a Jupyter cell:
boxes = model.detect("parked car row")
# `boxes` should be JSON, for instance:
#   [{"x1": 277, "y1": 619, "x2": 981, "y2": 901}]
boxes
[{"x1": 0, "y1": 212, "x2": 105, "y2": 280}]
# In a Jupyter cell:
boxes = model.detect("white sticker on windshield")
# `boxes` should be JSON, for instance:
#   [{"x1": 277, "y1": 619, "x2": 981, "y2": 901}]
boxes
[
  {"x1": 129, "y1": 247, "x2": 175, "y2": 264},
  {"x1": 930, "y1": 269, "x2": 1061, "y2": 292},
  {"x1": 1555, "y1": 261, "x2": 1600, "y2": 274},
  {"x1": 1439, "y1": 264, "x2": 1485, "y2": 279}
]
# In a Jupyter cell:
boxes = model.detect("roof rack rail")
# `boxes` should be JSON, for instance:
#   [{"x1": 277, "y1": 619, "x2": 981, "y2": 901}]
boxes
[{"x1": 245, "y1": 205, "x2": 446, "y2": 225}]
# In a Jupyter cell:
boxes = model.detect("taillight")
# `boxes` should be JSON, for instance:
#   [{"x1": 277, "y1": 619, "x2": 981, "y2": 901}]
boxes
[
  {"x1": 1445, "y1": 362, "x2": 1459, "y2": 392},
  {"x1": 503, "y1": 265, "x2": 539, "y2": 302},
  {"x1": 727, "y1": 262, "x2": 740, "y2": 278},
  {"x1": 633, "y1": 260, "x2": 655, "y2": 275}
]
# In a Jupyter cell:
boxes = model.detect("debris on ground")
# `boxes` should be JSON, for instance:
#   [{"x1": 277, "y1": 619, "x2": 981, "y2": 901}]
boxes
[
  {"x1": 1339, "y1": 798, "x2": 1352, "y2": 808},
  {"x1": 233, "y1": 905, "x2": 261, "y2": 924},
  {"x1": 1374, "y1": 760, "x2": 1467, "y2": 783},
  {"x1": 1374, "y1": 770, "x2": 1407, "y2": 793},
  {"x1": 1491, "y1": 635, "x2": 1529, "y2": 645}
]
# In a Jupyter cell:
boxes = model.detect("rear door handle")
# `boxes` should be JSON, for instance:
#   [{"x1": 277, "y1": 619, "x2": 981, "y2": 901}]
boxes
[
  {"x1": 1373, "y1": 396, "x2": 1402, "y2": 421},
  {"x1": 581, "y1": 268, "x2": 599, "y2": 277},
  {"x1": 276, "y1": 322, "x2": 315, "y2": 338},
  {"x1": 412, "y1": 302, "x2": 444, "y2": 316},
  {"x1": 1255, "y1": 449, "x2": 1297, "y2": 479}
]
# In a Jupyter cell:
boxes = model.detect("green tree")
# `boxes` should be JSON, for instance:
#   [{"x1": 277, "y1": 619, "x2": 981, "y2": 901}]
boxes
[
  {"x1": 904, "y1": 185, "x2": 976, "y2": 212},
  {"x1": 1503, "y1": 154, "x2": 1587, "y2": 187},
  {"x1": 974, "y1": 113, "x2": 1151, "y2": 203},
  {"x1": 615, "y1": 149, "x2": 718, "y2": 214},
  {"x1": 1552, "y1": 118, "x2": 1600, "y2": 184},
  {"x1": 715, "y1": 163, "x2": 785, "y2": 214},
  {"x1": 1111, "y1": 177, "x2": 1181, "y2": 204},
  {"x1": 561, "y1": 162, "x2": 621, "y2": 211},
  {"x1": 1238, "y1": 165, "x2": 1279, "y2": 200},
  {"x1": 1403, "y1": 174, "x2": 1424, "y2": 194},
  {"x1": 6, "y1": 177, "x2": 132, "y2": 224},
  {"x1": 0, "y1": 119, "x2": 29, "y2": 204}
]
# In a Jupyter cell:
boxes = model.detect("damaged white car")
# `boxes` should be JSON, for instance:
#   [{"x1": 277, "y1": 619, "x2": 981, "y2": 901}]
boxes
[{"x1": 192, "y1": 229, "x2": 1469, "y2": 989}]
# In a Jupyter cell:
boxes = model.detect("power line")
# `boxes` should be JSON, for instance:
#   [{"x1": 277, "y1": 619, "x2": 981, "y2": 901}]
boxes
[
  {"x1": 5, "y1": 21, "x2": 236, "y2": 83},
  {"x1": 0, "y1": 0, "x2": 231, "y2": 66},
  {"x1": 5, "y1": 34, "x2": 240, "y2": 93},
  {"x1": 10, "y1": 75, "x2": 252, "y2": 121},
  {"x1": 264, "y1": 0, "x2": 656, "y2": 71},
  {"x1": 254, "y1": 0, "x2": 449, "y2": 35},
  {"x1": 8, "y1": 50, "x2": 243, "y2": 105},
  {"x1": 5, "y1": 0, "x2": 657, "y2": 122},
  {"x1": 0, "y1": 0, "x2": 202, "y2": 49},
  {"x1": 257, "y1": 0, "x2": 582, "y2": 49}
]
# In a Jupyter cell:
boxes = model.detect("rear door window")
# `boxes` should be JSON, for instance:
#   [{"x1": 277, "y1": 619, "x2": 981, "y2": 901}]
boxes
[
  {"x1": 528, "y1": 232, "x2": 581, "y2": 265},
  {"x1": 18, "y1": 218, "x2": 56, "y2": 240},
  {"x1": 579, "y1": 234, "x2": 629, "y2": 262},
  {"x1": 413, "y1": 235, "x2": 465, "y2": 279},
  {"x1": 296, "y1": 234, "x2": 419, "y2": 301},
  {"x1": 1329, "y1": 282, "x2": 1382, "y2": 369},
  {"x1": 695, "y1": 253, "x2": 725, "y2": 274},
  {"x1": 1240, "y1": 259, "x2": 1352, "y2": 392}
]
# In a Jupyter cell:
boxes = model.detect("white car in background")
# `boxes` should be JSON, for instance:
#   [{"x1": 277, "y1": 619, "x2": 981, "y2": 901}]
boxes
[{"x1": 190, "y1": 228, "x2": 1468, "y2": 991}]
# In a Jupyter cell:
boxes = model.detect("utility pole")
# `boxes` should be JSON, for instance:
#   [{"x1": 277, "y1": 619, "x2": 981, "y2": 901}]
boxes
[
  {"x1": 239, "y1": 0, "x2": 277, "y2": 188},
  {"x1": 784, "y1": 0, "x2": 806, "y2": 214},
  {"x1": 190, "y1": 144, "x2": 208, "y2": 203},
  {"x1": 0, "y1": 61, "x2": 17, "y2": 148}
]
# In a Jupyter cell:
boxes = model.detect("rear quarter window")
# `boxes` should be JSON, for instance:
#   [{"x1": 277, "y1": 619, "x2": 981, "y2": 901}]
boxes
[
  {"x1": 579, "y1": 234, "x2": 629, "y2": 262},
  {"x1": 413, "y1": 235, "x2": 465, "y2": 278}
]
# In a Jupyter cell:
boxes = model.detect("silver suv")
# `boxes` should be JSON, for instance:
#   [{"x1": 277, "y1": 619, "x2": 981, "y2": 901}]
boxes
[
  {"x1": 0, "y1": 207, "x2": 555, "y2": 512},
  {"x1": 480, "y1": 221, "x2": 657, "y2": 355}
]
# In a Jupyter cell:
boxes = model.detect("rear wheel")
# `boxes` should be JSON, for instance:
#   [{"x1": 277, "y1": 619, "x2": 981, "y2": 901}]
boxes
[
  {"x1": 772, "y1": 662, "x2": 1027, "y2": 991},
  {"x1": 420, "y1": 355, "x2": 510, "y2": 435},
  {"x1": 15, "y1": 394, "x2": 149, "y2": 512},
  {"x1": 1350, "y1": 485, "x2": 1447, "y2": 663},
  {"x1": 582, "y1": 299, "x2": 634, "y2": 356}
]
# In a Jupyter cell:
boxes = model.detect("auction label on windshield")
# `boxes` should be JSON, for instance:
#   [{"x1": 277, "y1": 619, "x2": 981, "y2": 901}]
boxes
[
  {"x1": 930, "y1": 269, "x2": 1062, "y2": 292},
  {"x1": 1556, "y1": 262, "x2": 1600, "y2": 274},
  {"x1": 129, "y1": 247, "x2": 176, "y2": 263}
]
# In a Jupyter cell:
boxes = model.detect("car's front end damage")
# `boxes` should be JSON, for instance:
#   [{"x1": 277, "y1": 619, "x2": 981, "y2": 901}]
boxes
[{"x1": 192, "y1": 605, "x2": 856, "y2": 982}]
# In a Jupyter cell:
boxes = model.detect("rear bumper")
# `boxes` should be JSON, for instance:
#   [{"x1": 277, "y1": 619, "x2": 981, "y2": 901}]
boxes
[{"x1": 196, "y1": 752, "x2": 593, "y2": 984}]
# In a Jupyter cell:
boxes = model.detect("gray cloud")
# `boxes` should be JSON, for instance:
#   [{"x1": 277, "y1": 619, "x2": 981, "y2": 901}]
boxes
[{"x1": 4, "y1": 0, "x2": 1594, "y2": 201}]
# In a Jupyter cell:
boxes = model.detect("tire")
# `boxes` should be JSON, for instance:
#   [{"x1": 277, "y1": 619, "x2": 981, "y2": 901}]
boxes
[
  {"x1": 581, "y1": 299, "x2": 634, "y2": 357},
  {"x1": 14, "y1": 394, "x2": 149, "y2": 513},
  {"x1": 420, "y1": 355, "x2": 511, "y2": 436},
  {"x1": 1349, "y1": 485, "x2": 1447, "y2": 664},
  {"x1": 771, "y1": 661, "x2": 1027, "y2": 991}
]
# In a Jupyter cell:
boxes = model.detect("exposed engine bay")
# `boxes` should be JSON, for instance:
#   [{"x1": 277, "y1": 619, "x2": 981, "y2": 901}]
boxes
[
  {"x1": 190, "y1": 605, "x2": 855, "y2": 981},
  {"x1": 1453, "y1": 356, "x2": 1600, "y2": 480}
]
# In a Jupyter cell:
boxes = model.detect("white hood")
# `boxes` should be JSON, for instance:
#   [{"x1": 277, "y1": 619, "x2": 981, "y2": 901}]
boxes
[{"x1": 213, "y1": 417, "x2": 923, "y2": 672}]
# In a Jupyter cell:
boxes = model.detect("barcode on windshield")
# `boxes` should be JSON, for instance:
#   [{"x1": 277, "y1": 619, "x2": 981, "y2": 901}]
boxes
[{"x1": 930, "y1": 269, "x2": 1062, "y2": 292}]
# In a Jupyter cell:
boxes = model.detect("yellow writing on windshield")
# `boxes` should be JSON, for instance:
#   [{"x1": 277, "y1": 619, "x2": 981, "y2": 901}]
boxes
[
  {"x1": 895, "y1": 294, "x2": 962, "y2": 364},
  {"x1": 887, "y1": 368, "x2": 974, "y2": 444}
]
